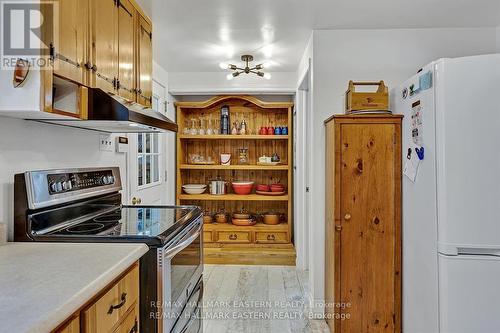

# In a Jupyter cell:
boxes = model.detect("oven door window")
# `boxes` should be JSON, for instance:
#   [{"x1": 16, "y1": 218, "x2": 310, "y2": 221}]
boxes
[{"x1": 170, "y1": 232, "x2": 202, "y2": 303}]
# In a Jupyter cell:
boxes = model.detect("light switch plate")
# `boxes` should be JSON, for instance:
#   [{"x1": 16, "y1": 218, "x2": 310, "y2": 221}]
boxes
[{"x1": 99, "y1": 134, "x2": 114, "y2": 152}]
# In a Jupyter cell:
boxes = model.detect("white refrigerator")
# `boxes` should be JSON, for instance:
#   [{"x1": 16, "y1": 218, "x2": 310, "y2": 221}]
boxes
[{"x1": 392, "y1": 54, "x2": 500, "y2": 333}]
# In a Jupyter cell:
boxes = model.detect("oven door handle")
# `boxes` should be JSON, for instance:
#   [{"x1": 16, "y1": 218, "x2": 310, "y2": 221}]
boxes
[{"x1": 164, "y1": 221, "x2": 202, "y2": 259}]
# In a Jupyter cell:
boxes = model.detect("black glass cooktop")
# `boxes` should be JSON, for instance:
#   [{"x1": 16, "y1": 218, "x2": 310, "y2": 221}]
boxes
[{"x1": 30, "y1": 204, "x2": 199, "y2": 245}]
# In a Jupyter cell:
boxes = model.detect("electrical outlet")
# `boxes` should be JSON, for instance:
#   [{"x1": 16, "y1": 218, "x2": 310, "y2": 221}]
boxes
[{"x1": 99, "y1": 134, "x2": 113, "y2": 152}]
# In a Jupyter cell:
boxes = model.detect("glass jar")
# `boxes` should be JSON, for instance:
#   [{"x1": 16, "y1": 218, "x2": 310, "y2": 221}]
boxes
[{"x1": 238, "y1": 148, "x2": 249, "y2": 165}]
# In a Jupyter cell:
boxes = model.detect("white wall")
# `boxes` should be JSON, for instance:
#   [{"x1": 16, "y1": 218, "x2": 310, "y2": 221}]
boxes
[
  {"x1": 0, "y1": 118, "x2": 125, "y2": 240},
  {"x1": 168, "y1": 72, "x2": 297, "y2": 95},
  {"x1": 308, "y1": 27, "x2": 498, "y2": 308}
]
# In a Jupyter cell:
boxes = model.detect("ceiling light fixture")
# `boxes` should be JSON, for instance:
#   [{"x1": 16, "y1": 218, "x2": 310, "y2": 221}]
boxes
[{"x1": 220, "y1": 55, "x2": 271, "y2": 80}]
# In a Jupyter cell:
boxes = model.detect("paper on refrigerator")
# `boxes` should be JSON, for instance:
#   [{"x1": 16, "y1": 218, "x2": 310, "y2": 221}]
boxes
[{"x1": 404, "y1": 144, "x2": 421, "y2": 182}]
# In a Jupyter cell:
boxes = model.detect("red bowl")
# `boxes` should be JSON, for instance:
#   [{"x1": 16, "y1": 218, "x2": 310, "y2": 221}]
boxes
[
  {"x1": 270, "y1": 184, "x2": 285, "y2": 192},
  {"x1": 232, "y1": 182, "x2": 254, "y2": 195},
  {"x1": 256, "y1": 184, "x2": 270, "y2": 192}
]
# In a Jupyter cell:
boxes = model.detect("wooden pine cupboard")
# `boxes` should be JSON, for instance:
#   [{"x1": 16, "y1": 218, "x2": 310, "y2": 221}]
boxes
[
  {"x1": 324, "y1": 115, "x2": 402, "y2": 333},
  {"x1": 41, "y1": 0, "x2": 153, "y2": 116}
]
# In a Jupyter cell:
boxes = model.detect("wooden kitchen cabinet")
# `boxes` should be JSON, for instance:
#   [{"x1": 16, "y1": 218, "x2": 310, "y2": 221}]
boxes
[
  {"x1": 117, "y1": 0, "x2": 137, "y2": 100},
  {"x1": 324, "y1": 115, "x2": 402, "y2": 333},
  {"x1": 83, "y1": 263, "x2": 139, "y2": 333},
  {"x1": 52, "y1": 0, "x2": 89, "y2": 85},
  {"x1": 89, "y1": 0, "x2": 118, "y2": 94},
  {"x1": 53, "y1": 262, "x2": 140, "y2": 333},
  {"x1": 136, "y1": 15, "x2": 153, "y2": 107}
]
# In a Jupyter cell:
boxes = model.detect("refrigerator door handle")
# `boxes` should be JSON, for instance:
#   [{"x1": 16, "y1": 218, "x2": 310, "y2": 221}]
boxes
[{"x1": 456, "y1": 247, "x2": 500, "y2": 257}]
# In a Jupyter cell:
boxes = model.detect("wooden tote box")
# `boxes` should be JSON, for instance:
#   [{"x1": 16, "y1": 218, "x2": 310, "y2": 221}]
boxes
[{"x1": 345, "y1": 80, "x2": 389, "y2": 113}]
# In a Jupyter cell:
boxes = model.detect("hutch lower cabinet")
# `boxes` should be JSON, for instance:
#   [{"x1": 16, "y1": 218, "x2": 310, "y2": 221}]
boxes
[{"x1": 324, "y1": 115, "x2": 402, "y2": 333}]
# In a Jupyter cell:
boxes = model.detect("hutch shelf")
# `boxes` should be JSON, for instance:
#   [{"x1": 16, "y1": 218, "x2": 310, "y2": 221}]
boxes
[{"x1": 175, "y1": 96, "x2": 295, "y2": 265}]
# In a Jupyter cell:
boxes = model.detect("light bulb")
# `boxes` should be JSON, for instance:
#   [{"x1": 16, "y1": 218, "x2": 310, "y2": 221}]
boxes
[
  {"x1": 226, "y1": 73, "x2": 235, "y2": 80},
  {"x1": 263, "y1": 73, "x2": 272, "y2": 80},
  {"x1": 261, "y1": 62, "x2": 272, "y2": 69},
  {"x1": 219, "y1": 62, "x2": 230, "y2": 69}
]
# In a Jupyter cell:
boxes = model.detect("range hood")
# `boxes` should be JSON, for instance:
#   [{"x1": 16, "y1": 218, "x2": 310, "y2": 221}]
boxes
[{"x1": 40, "y1": 87, "x2": 178, "y2": 133}]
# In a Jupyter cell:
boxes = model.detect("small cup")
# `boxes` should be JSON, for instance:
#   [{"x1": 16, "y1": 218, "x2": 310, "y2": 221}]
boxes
[{"x1": 274, "y1": 127, "x2": 282, "y2": 135}]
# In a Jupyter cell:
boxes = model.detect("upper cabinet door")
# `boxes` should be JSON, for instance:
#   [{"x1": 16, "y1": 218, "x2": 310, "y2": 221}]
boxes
[
  {"x1": 53, "y1": 0, "x2": 88, "y2": 85},
  {"x1": 90, "y1": 0, "x2": 118, "y2": 94},
  {"x1": 137, "y1": 15, "x2": 152, "y2": 107},
  {"x1": 117, "y1": 0, "x2": 136, "y2": 101}
]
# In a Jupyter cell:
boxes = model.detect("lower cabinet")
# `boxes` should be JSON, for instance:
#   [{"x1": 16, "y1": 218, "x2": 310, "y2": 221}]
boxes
[
  {"x1": 203, "y1": 223, "x2": 290, "y2": 245},
  {"x1": 53, "y1": 262, "x2": 139, "y2": 333}
]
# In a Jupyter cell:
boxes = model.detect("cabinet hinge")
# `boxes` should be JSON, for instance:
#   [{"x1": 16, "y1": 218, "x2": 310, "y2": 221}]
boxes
[
  {"x1": 149, "y1": 31, "x2": 152, "y2": 40},
  {"x1": 49, "y1": 43, "x2": 55, "y2": 61}
]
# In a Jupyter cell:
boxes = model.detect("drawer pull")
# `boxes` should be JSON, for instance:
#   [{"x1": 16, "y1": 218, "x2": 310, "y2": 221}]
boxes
[
  {"x1": 267, "y1": 234, "x2": 276, "y2": 241},
  {"x1": 107, "y1": 292, "x2": 127, "y2": 314},
  {"x1": 229, "y1": 234, "x2": 237, "y2": 240}
]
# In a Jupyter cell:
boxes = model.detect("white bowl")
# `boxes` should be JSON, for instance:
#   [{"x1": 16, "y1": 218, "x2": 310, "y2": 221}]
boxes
[
  {"x1": 183, "y1": 184, "x2": 207, "y2": 189},
  {"x1": 182, "y1": 184, "x2": 207, "y2": 195}
]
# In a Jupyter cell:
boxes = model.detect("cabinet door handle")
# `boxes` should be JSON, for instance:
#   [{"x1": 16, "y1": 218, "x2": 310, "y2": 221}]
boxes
[
  {"x1": 267, "y1": 234, "x2": 276, "y2": 241},
  {"x1": 107, "y1": 292, "x2": 127, "y2": 314},
  {"x1": 229, "y1": 234, "x2": 237, "y2": 240}
]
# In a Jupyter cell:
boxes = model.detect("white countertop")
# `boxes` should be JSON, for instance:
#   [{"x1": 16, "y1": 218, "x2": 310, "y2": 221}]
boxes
[{"x1": 0, "y1": 242, "x2": 149, "y2": 333}]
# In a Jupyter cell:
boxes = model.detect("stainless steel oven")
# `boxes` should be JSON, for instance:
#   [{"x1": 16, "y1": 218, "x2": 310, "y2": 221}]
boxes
[{"x1": 158, "y1": 216, "x2": 203, "y2": 333}]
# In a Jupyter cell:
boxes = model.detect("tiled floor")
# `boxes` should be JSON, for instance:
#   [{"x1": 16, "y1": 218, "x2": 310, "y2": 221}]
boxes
[{"x1": 203, "y1": 265, "x2": 330, "y2": 333}]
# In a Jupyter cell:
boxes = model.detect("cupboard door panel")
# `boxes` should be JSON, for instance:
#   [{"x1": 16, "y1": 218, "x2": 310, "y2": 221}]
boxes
[
  {"x1": 54, "y1": 0, "x2": 88, "y2": 85},
  {"x1": 137, "y1": 15, "x2": 152, "y2": 107},
  {"x1": 56, "y1": 315, "x2": 80, "y2": 333},
  {"x1": 90, "y1": 0, "x2": 117, "y2": 93},
  {"x1": 112, "y1": 306, "x2": 138, "y2": 333},
  {"x1": 117, "y1": 0, "x2": 135, "y2": 100},
  {"x1": 340, "y1": 123, "x2": 397, "y2": 333}
]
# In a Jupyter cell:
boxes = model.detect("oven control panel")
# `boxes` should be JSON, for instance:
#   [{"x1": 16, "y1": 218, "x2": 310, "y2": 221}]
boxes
[{"x1": 47, "y1": 170, "x2": 116, "y2": 194}]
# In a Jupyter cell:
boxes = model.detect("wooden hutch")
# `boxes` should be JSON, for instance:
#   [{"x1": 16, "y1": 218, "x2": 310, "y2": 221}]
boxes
[{"x1": 175, "y1": 96, "x2": 295, "y2": 265}]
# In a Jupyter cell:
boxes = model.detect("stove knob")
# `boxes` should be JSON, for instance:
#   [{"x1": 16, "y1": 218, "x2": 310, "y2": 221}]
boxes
[
  {"x1": 55, "y1": 182, "x2": 63, "y2": 192},
  {"x1": 101, "y1": 176, "x2": 109, "y2": 185},
  {"x1": 62, "y1": 181, "x2": 72, "y2": 191},
  {"x1": 49, "y1": 182, "x2": 57, "y2": 192},
  {"x1": 107, "y1": 175, "x2": 115, "y2": 184}
]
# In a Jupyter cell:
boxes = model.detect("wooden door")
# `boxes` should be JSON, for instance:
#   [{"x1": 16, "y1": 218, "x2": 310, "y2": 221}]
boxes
[
  {"x1": 136, "y1": 15, "x2": 152, "y2": 107},
  {"x1": 337, "y1": 121, "x2": 400, "y2": 333},
  {"x1": 53, "y1": 0, "x2": 88, "y2": 85},
  {"x1": 90, "y1": 0, "x2": 118, "y2": 93},
  {"x1": 117, "y1": 0, "x2": 136, "y2": 100}
]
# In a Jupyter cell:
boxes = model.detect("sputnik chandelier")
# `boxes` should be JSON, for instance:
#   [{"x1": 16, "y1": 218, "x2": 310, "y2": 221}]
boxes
[{"x1": 219, "y1": 55, "x2": 271, "y2": 80}]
